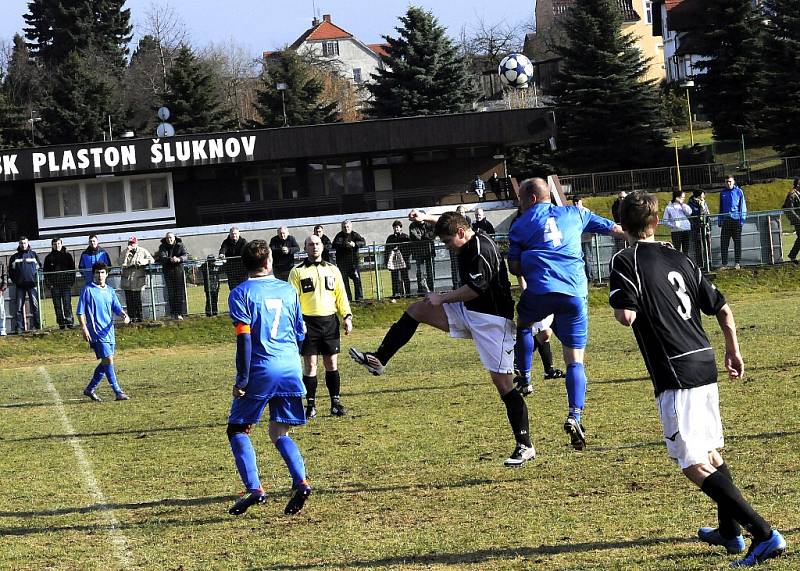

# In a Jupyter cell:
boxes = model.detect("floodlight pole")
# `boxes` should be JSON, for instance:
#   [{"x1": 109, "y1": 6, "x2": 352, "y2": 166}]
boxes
[
  {"x1": 276, "y1": 82, "x2": 288, "y2": 127},
  {"x1": 674, "y1": 138, "x2": 682, "y2": 193}
]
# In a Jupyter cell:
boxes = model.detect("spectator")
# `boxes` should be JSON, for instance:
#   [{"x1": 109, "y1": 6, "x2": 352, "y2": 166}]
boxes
[
  {"x1": 269, "y1": 226, "x2": 300, "y2": 282},
  {"x1": 470, "y1": 174, "x2": 486, "y2": 202},
  {"x1": 332, "y1": 220, "x2": 366, "y2": 301},
  {"x1": 43, "y1": 237, "x2": 76, "y2": 329},
  {"x1": 688, "y1": 189, "x2": 711, "y2": 267},
  {"x1": 611, "y1": 190, "x2": 628, "y2": 253},
  {"x1": 385, "y1": 220, "x2": 411, "y2": 298},
  {"x1": 78, "y1": 235, "x2": 112, "y2": 286},
  {"x1": 488, "y1": 172, "x2": 503, "y2": 200},
  {"x1": 313, "y1": 224, "x2": 333, "y2": 262},
  {"x1": 662, "y1": 190, "x2": 692, "y2": 254},
  {"x1": 157, "y1": 231, "x2": 188, "y2": 320},
  {"x1": 782, "y1": 178, "x2": 800, "y2": 264},
  {"x1": 718, "y1": 176, "x2": 747, "y2": 269},
  {"x1": 119, "y1": 236, "x2": 155, "y2": 323},
  {"x1": 409, "y1": 211, "x2": 436, "y2": 294},
  {"x1": 9, "y1": 236, "x2": 41, "y2": 333},
  {"x1": 0, "y1": 259, "x2": 7, "y2": 336},
  {"x1": 201, "y1": 255, "x2": 223, "y2": 316},
  {"x1": 219, "y1": 227, "x2": 248, "y2": 291},
  {"x1": 472, "y1": 208, "x2": 496, "y2": 234},
  {"x1": 0, "y1": 214, "x2": 7, "y2": 242},
  {"x1": 450, "y1": 207, "x2": 472, "y2": 288}
]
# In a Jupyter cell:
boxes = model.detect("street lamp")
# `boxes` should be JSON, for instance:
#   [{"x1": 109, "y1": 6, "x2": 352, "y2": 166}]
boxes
[
  {"x1": 28, "y1": 110, "x2": 42, "y2": 145},
  {"x1": 680, "y1": 79, "x2": 695, "y2": 147},
  {"x1": 276, "y1": 82, "x2": 288, "y2": 127}
]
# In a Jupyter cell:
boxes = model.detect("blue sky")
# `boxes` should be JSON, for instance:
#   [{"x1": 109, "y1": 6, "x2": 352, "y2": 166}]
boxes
[{"x1": 1, "y1": 1, "x2": 534, "y2": 56}]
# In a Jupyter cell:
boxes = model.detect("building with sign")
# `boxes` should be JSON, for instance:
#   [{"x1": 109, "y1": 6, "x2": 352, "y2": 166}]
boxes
[{"x1": 0, "y1": 108, "x2": 554, "y2": 242}]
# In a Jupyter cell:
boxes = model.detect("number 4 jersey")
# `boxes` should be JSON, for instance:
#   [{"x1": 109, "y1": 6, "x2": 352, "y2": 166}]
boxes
[{"x1": 609, "y1": 242, "x2": 727, "y2": 395}]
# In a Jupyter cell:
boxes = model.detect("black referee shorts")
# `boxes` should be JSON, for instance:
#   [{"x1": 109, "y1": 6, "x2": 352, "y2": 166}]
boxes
[{"x1": 300, "y1": 314, "x2": 341, "y2": 356}]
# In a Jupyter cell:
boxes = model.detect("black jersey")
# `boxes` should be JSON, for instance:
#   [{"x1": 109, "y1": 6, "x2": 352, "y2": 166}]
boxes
[
  {"x1": 608, "y1": 241, "x2": 726, "y2": 396},
  {"x1": 457, "y1": 230, "x2": 515, "y2": 320}
]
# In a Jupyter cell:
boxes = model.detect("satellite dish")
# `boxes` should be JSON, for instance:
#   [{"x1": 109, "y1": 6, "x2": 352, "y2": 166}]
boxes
[
  {"x1": 157, "y1": 107, "x2": 171, "y2": 121},
  {"x1": 156, "y1": 122, "x2": 175, "y2": 138}
]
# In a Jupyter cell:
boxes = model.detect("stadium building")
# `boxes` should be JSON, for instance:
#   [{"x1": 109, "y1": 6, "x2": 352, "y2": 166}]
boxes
[{"x1": 0, "y1": 108, "x2": 554, "y2": 245}]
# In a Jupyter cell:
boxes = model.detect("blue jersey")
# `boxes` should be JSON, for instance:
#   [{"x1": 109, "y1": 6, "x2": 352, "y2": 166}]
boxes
[
  {"x1": 76, "y1": 282, "x2": 123, "y2": 344},
  {"x1": 228, "y1": 276, "x2": 306, "y2": 399},
  {"x1": 508, "y1": 203, "x2": 615, "y2": 297}
]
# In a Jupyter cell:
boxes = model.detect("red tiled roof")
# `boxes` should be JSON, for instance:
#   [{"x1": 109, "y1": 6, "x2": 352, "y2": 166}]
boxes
[
  {"x1": 289, "y1": 19, "x2": 353, "y2": 50},
  {"x1": 368, "y1": 43, "x2": 389, "y2": 58}
]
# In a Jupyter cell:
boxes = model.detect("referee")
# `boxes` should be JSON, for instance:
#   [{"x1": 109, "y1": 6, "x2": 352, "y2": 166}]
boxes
[{"x1": 289, "y1": 234, "x2": 353, "y2": 419}]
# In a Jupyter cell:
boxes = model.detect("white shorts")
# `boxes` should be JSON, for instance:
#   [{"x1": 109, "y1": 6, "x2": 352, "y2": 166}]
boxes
[
  {"x1": 532, "y1": 314, "x2": 554, "y2": 335},
  {"x1": 442, "y1": 302, "x2": 516, "y2": 374},
  {"x1": 656, "y1": 384, "x2": 724, "y2": 469}
]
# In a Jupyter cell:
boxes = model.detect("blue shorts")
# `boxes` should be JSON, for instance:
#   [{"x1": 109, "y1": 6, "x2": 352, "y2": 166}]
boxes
[
  {"x1": 517, "y1": 291, "x2": 588, "y2": 349},
  {"x1": 91, "y1": 341, "x2": 115, "y2": 359},
  {"x1": 228, "y1": 395, "x2": 307, "y2": 426}
]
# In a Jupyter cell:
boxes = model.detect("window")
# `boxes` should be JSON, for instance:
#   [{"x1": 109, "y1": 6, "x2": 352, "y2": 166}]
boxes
[
  {"x1": 86, "y1": 180, "x2": 125, "y2": 214},
  {"x1": 42, "y1": 183, "x2": 81, "y2": 218},
  {"x1": 322, "y1": 41, "x2": 339, "y2": 56},
  {"x1": 644, "y1": 1, "x2": 653, "y2": 24},
  {"x1": 131, "y1": 176, "x2": 170, "y2": 211},
  {"x1": 353, "y1": 68, "x2": 362, "y2": 83}
]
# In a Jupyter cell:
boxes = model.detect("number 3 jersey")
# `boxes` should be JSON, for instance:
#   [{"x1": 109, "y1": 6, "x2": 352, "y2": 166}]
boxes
[
  {"x1": 508, "y1": 203, "x2": 615, "y2": 297},
  {"x1": 609, "y1": 242, "x2": 727, "y2": 395},
  {"x1": 228, "y1": 276, "x2": 306, "y2": 398}
]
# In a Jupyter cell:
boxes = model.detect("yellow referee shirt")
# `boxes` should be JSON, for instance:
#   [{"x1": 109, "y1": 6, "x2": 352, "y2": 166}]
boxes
[{"x1": 288, "y1": 260, "x2": 352, "y2": 319}]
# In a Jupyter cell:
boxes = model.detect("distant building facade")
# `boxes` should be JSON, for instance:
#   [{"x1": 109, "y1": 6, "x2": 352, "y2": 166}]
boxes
[{"x1": 652, "y1": 0, "x2": 707, "y2": 84}]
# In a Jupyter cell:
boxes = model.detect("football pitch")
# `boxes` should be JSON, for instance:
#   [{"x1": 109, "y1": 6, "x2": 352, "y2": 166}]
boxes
[{"x1": 0, "y1": 274, "x2": 798, "y2": 570}]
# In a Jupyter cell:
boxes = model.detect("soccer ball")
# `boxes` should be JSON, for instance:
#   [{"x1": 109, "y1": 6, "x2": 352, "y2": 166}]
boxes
[{"x1": 498, "y1": 53, "x2": 534, "y2": 88}]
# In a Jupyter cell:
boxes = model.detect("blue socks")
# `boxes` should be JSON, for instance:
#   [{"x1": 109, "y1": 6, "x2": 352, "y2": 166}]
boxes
[
  {"x1": 514, "y1": 326, "x2": 533, "y2": 380},
  {"x1": 102, "y1": 363, "x2": 123, "y2": 394},
  {"x1": 86, "y1": 364, "x2": 104, "y2": 392},
  {"x1": 565, "y1": 362, "x2": 587, "y2": 421},
  {"x1": 230, "y1": 432, "x2": 261, "y2": 492},
  {"x1": 275, "y1": 435, "x2": 306, "y2": 487}
]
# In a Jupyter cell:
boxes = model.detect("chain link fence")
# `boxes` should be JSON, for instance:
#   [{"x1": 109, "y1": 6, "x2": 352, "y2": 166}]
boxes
[{"x1": 2, "y1": 209, "x2": 795, "y2": 333}]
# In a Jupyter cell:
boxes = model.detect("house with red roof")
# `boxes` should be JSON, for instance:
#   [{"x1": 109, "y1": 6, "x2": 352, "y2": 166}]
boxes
[
  {"x1": 265, "y1": 14, "x2": 387, "y2": 88},
  {"x1": 651, "y1": 0, "x2": 707, "y2": 84}
]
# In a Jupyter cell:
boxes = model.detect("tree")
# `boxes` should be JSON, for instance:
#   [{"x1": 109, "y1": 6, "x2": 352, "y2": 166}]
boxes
[
  {"x1": 141, "y1": 1, "x2": 188, "y2": 94},
  {"x1": 691, "y1": 0, "x2": 761, "y2": 140},
  {"x1": 550, "y1": 0, "x2": 668, "y2": 172},
  {"x1": 164, "y1": 44, "x2": 234, "y2": 134},
  {"x1": 759, "y1": 0, "x2": 800, "y2": 154},
  {"x1": 0, "y1": 73, "x2": 30, "y2": 148},
  {"x1": 459, "y1": 18, "x2": 528, "y2": 100},
  {"x1": 40, "y1": 50, "x2": 124, "y2": 144},
  {"x1": 1, "y1": 34, "x2": 43, "y2": 114},
  {"x1": 254, "y1": 49, "x2": 338, "y2": 128},
  {"x1": 24, "y1": 0, "x2": 132, "y2": 69},
  {"x1": 124, "y1": 35, "x2": 165, "y2": 134},
  {"x1": 200, "y1": 40, "x2": 261, "y2": 130},
  {"x1": 367, "y1": 6, "x2": 477, "y2": 118}
]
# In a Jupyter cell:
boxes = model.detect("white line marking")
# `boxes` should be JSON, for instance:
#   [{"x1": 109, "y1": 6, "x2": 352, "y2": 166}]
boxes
[{"x1": 38, "y1": 367, "x2": 132, "y2": 569}]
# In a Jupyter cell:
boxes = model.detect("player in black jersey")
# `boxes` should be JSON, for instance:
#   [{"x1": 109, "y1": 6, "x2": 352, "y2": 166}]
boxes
[
  {"x1": 350, "y1": 209, "x2": 534, "y2": 467},
  {"x1": 609, "y1": 191, "x2": 786, "y2": 567}
]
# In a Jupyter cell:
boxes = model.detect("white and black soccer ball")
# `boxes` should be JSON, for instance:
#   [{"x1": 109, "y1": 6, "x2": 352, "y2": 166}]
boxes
[{"x1": 498, "y1": 53, "x2": 534, "y2": 88}]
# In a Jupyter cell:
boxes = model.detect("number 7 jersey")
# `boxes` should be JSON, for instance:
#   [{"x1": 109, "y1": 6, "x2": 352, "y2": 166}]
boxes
[{"x1": 609, "y1": 242, "x2": 727, "y2": 395}]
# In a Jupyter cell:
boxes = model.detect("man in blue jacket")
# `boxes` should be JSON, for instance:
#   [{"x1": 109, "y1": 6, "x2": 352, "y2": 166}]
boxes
[
  {"x1": 78, "y1": 235, "x2": 112, "y2": 285},
  {"x1": 718, "y1": 176, "x2": 747, "y2": 269},
  {"x1": 9, "y1": 236, "x2": 41, "y2": 333}
]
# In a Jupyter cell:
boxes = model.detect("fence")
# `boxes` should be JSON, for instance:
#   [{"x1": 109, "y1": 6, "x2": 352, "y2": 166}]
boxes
[
  {"x1": 559, "y1": 155, "x2": 800, "y2": 196},
  {"x1": 2, "y1": 209, "x2": 795, "y2": 333}
]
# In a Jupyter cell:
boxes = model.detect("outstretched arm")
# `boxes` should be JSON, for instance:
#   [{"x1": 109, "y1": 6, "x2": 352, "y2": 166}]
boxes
[{"x1": 408, "y1": 209, "x2": 439, "y2": 225}]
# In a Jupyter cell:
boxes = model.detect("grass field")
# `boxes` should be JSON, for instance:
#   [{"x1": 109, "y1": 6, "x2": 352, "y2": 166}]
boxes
[{"x1": 1, "y1": 268, "x2": 798, "y2": 570}]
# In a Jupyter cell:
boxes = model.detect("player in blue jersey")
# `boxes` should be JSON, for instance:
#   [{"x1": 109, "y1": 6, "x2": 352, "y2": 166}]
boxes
[
  {"x1": 77, "y1": 262, "x2": 130, "y2": 402},
  {"x1": 508, "y1": 178, "x2": 625, "y2": 450},
  {"x1": 226, "y1": 240, "x2": 311, "y2": 517}
]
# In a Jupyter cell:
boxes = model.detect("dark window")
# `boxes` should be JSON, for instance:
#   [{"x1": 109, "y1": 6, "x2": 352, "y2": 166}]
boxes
[
  {"x1": 353, "y1": 68, "x2": 362, "y2": 83},
  {"x1": 322, "y1": 41, "x2": 339, "y2": 56}
]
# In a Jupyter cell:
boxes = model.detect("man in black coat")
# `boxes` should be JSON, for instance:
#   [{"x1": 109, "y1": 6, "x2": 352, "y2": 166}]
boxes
[
  {"x1": 332, "y1": 220, "x2": 366, "y2": 301},
  {"x1": 409, "y1": 213, "x2": 436, "y2": 294},
  {"x1": 157, "y1": 232, "x2": 189, "y2": 320},
  {"x1": 269, "y1": 226, "x2": 300, "y2": 281},
  {"x1": 472, "y1": 208, "x2": 496, "y2": 234},
  {"x1": 313, "y1": 224, "x2": 333, "y2": 262},
  {"x1": 218, "y1": 227, "x2": 248, "y2": 290},
  {"x1": 43, "y1": 237, "x2": 77, "y2": 329}
]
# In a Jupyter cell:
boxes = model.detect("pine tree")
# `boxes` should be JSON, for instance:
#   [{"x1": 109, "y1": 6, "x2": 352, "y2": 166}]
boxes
[
  {"x1": 367, "y1": 6, "x2": 477, "y2": 118},
  {"x1": 255, "y1": 50, "x2": 338, "y2": 128},
  {"x1": 551, "y1": 0, "x2": 668, "y2": 172},
  {"x1": 24, "y1": 0, "x2": 131, "y2": 69},
  {"x1": 759, "y1": 0, "x2": 800, "y2": 154},
  {"x1": 691, "y1": 0, "x2": 761, "y2": 140},
  {"x1": 0, "y1": 74, "x2": 30, "y2": 149},
  {"x1": 124, "y1": 35, "x2": 165, "y2": 134},
  {"x1": 163, "y1": 44, "x2": 233, "y2": 134},
  {"x1": 41, "y1": 50, "x2": 124, "y2": 144}
]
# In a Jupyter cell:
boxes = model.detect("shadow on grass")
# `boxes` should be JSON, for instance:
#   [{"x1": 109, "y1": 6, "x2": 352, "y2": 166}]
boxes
[
  {"x1": 0, "y1": 476, "x2": 527, "y2": 519},
  {"x1": 248, "y1": 529, "x2": 799, "y2": 570},
  {"x1": 2, "y1": 422, "x2": 219, "y2": 443}
]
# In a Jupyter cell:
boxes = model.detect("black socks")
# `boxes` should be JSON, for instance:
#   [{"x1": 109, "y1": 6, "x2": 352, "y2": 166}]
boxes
[
  {"x1": 501, "y1": 388, "x2": 531, "y2": 447},
  {"x1": 701, "y1": 468, "x2": 771, "y2": 541},
  {"x1": 715, "y1": 463, "x2": 743, "y2": 538},
  {"x1": 375, "y1": 312, "x2": 419, "y2": 365},
  {"x1": 325, "y1": 370, "x2": 341, "y2": 403},
  {"x1": 303, "y1": 375, "x2": 317, "y2": 405}
]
